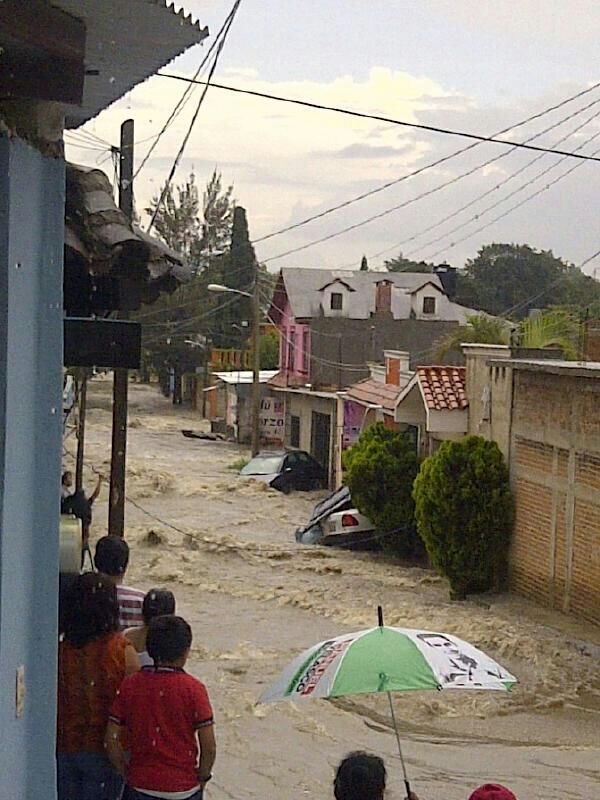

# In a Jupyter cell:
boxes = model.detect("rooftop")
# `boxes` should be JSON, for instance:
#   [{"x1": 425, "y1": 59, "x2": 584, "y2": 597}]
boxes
[
  {"x1": 55, "y1": 0, "x2": 208, "y2": 128},
  {"x1": 488, "y1": 358, "x2": 600, "y2": 378},
  {"x1": 270, "y1": 267, "x2": 476, "y2": 323},
  {"x1": 345, "y1": 378, "x2": 403, "y2": 413},
  {"x1": 417, "y1": 366, "x2": 468, "y2": 411},
  {"x1": 212, "y1": 370, "x2": 279, "y2": 385}
]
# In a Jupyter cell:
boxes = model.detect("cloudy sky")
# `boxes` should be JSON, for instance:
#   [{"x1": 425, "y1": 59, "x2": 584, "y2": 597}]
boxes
[{"x1": 66, "y1": 1, "x2": 600, "y2": 276}]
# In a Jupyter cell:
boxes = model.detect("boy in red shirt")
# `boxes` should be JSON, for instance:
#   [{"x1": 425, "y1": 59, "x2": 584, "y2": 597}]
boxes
[{"x1": 106, "y1": 615, "x2": 216, "y2": 800}]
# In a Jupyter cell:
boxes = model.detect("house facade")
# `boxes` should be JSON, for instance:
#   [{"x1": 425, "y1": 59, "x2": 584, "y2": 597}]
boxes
[
  {"x1": 394, "y1": 366, "x2": 468, "y2": 456},
  {"x1": 0, "y1": 3, "x2": 206, "y2": 797},
  {"x1": 268, "y1": 267, "x2": 477, "y2": 485},
  {"x1": 465, "y1": 347, "x2": 600, "y2": 625}
]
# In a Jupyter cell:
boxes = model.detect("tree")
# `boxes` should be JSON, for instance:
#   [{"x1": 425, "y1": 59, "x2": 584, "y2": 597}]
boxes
[
  {"x1": 413, "y1": 436, "x2": 514, "y2": 599},
  {"x1": 454, "y1": 243, "x2": 600, "y2": 319},
  {"x1": 343, "y1": 423, "x2": 419, "y2": 557},
  {"x1": 210, "y1": 206, "x2": 258, "y2": 348},
  {"x1": 147, "y1": 169, "x2": 235, "y2": 271},
  {"x1": 436, "y1": 314, "x2": 510, "y2": 360},
  {"x1": 360, "y1": 255, "x2": 369, "y2": 271},
  {"x1": 436, "y1": 310, "x2": 579, "y2": 361},
  {"x1": 146, "y1": 172, "x2": 201, "y2": 260},
  {"x1": 518, "y1": 310, "x2": 578, "y2": 358},
  {"x1": 201, "y1": 169, "x2": 234, "y2": 255},
  {"x1": 385, "y1": 252, "x2": 434, "y2": 273},
  {"x1": 259, "y1": 329, "x2": 279, "y2": 369}
]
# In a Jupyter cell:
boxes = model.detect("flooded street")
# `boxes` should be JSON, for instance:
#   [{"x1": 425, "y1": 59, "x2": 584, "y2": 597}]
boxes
[{"x1": 73, "y1": 379, "x2": 600, "y2": 800}]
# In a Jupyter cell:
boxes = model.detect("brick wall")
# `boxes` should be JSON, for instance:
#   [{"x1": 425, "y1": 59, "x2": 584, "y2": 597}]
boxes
[{"x1": 509, "y1": 370, "x2": 600, "y2": 625}]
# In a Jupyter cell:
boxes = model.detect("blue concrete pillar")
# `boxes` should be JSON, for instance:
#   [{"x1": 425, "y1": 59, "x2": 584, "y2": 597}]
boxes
[{"x1": 0, "y1": 134, "x2": 64, "y2": 799}]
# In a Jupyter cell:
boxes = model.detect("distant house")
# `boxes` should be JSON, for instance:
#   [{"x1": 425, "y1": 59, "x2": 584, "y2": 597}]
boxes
[
  {"x1": 204, "y1": 370, "x2": 280, "y2": 444},
  {"x1": 268, "y1": 267, "x2": 477, "y2": 486}
]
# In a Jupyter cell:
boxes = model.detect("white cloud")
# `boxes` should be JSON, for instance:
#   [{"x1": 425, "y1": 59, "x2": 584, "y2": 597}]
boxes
[{"x1": 65, "y1": 63, "x2": 600, "y2": 275}]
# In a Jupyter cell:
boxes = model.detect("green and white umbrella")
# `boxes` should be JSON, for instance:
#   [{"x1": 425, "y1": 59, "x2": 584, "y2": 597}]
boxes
[{"x1": 259, "y1": 607, "x2": 516, "y2": 798}]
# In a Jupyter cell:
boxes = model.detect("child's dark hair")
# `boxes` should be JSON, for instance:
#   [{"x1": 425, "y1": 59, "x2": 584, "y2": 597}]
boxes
[
  {"x1": 62, "y1": 572, "x2": 120, "y2": 647},
  {"x1": 146, "y1": 615, "x2": 192, "y2": 664},
  {"x1": 95, "y1": 535, "x2": 130, "y2": 576},
  {"x1": 143, "y1": 588, "x2": 176, "y2": 625},
  {"x1": 334, "y1": 752, "x2": 386, "y2": 800}
]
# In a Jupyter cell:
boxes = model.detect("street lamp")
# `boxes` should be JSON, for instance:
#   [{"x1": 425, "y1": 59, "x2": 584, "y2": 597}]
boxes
[{"x1": 207, "y1": 282, "x2": 261, "y2": 456}]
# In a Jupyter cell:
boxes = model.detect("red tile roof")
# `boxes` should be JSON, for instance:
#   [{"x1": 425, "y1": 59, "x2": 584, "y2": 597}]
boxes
[
  {"x1": 417, "y1": 366, "x2": 468, "y2": 411},
  {"x1": 345, "y1": 378, "x2": 402, "y2": 413}
]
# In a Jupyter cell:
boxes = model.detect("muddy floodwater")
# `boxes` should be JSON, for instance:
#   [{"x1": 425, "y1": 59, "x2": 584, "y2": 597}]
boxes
[{"x1": 69, "y1": 379, "x2": 600, "y2": 800}]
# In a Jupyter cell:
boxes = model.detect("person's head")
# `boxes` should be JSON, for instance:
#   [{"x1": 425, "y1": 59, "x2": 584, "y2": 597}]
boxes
[
  {"x1": 469, "y1": 786, "x2": 517, "y2": 800},
  {"x1": 334, "y1": 752, "x2": 386, "y2": 800},
  {"x1": 95, "y1": 535, "x2": 130, "y2": 581},
  {"x1": 62, "y1": 571, "x2": 119, "y2": 647},
  {"x1": 62, "y1": 471, "x2": 73, "y2": 488},
  {"x1": 142, "y1": 588, "x2": 176, "y2": 626},
  {"x1": 146, "y1": 615, "x2": 192, "y2": 667}
]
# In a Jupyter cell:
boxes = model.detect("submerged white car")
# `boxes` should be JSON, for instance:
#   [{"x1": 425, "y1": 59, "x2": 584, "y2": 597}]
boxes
[{"x1": 295, "y1": 487, "x2": 377, "y2": 549}]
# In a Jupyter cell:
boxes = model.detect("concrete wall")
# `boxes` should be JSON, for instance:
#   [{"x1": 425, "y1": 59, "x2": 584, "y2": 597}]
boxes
[
  {"x1": 310, "y1": 316, "x2": 463, "y2": 390},
  {"x1": 509, "y1": 369, "x2": 600, "y2": 624},
  {"x1": 464, "y1": 345, "x2": 512, "y2": 458},
  {"x1": 0, "y1": 135, "x2": 64, "y2": 799},
  {"x1": 283, "y1": 391, "x2": 338, "y2": 486}
]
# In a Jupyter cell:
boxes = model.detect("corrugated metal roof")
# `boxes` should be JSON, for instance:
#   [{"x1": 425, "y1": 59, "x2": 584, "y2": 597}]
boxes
[
  {"x1": 54, "y1": 0, "x2": 208, "y2": 128},
  {"x1": 212, "y1": 370, "x2": 279, "y2": 385}
]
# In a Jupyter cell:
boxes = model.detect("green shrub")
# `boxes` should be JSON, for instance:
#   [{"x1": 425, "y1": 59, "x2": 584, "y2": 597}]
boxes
[
  {"x1": 343, "y1": 423, "x2": 419, "y2": 557},
  {"x1": 413, "y1": 436, "x2": 514, "y2": 599}
]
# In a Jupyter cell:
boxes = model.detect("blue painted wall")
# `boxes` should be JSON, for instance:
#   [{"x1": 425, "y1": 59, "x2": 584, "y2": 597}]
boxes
[{"x1": 0, "y1": 134, "x2": 64, "y2": 799}]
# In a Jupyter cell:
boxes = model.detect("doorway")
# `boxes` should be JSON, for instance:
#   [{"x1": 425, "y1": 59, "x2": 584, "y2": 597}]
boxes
[{"x1": 311, "y1": 411, "x2": 331, "y2": 473}]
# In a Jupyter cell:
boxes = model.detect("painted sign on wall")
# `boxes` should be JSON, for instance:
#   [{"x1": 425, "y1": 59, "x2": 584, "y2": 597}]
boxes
[{"x1": 260, "y1": 396, "x2": 285, "y2": 444}]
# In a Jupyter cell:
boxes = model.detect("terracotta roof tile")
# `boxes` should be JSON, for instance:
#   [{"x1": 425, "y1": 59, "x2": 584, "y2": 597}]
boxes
[{"x1": 417, "y1": 366, "x2": 468, "y2": 411}]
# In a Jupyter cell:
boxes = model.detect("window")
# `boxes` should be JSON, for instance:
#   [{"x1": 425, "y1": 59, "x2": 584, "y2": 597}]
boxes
[
  {"x1": 330, "y1": 292, "x2": 343, "y2": 311},
  {"x1": 290, "y1": 415, "x2": 300, "y2": 448},
  {"x1": 422, "y1": 296, "x2": 436, "y2": 314},
  {"x1": 302, "y1": 329, "x2": 310, "y2": 373}
]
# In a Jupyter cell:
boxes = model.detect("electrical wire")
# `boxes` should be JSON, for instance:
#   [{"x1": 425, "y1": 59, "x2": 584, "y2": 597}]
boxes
[
  {"x1": 356, "y1": 103, "x2": 600, "y2": 266},
  {"x1": 262, "y1": 112, "x2": 600, "y2": 266},
  {"x1": 133, "y1": 0, "x2": 243, "y2": 180},
  {"x1": 423, "y1": 137, "x2": 600, "y2": 262},
  {"x1": 411, "y1": 115, "x2": 600, "y2": 261},
  {"x1": 147, "y1": 0, "x2": 243, "y2": 235},
  {"x1": 159, "y1": 71, "x2": 600, "y2": 165}
]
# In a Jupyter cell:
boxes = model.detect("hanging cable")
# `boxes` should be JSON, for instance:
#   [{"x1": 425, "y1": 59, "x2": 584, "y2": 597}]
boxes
[
  {"x1": 133, "y1": 0, "x2": 243, "y2": 180},
  {"x1": 147, "y1": 0, "x2": 243, "y2": 235}
]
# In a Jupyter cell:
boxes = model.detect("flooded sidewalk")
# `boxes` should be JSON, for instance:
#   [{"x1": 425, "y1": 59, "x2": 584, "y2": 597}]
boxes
[{"x1": 78, "y1": 380, "x2": 600, "y2": 799}]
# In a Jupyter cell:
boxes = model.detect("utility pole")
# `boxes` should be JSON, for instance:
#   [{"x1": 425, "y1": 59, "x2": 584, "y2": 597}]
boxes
[
  {"x1": 109, "y1": 118, "x2": 134, "y2": 537},
  {"x1": 75, "y1": 371, "x2": 87, "y2": 493},
  {"x1": 251, "y1": 262, "x2": 261, "y2": 456}
]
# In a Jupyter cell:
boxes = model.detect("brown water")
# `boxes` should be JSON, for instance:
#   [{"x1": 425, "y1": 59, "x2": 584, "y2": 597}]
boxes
[{"x1": 70, "y1": 379, "x2": 600, "y2": 800}]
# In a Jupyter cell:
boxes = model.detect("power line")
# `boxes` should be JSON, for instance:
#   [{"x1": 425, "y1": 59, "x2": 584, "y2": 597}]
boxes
[
  {"x1": 409, "y1": 112, "x2": 600, "y2": 261},
  {"x1": 423, "y1": 137, "x2": 600, "y2": 262},
  {"x1": 147, "y1": 0, "x2": 243, "y2": 235},
  {"x1": 159, "y1": 72, "x2": 600, "y2": 169},
  {"x1": 364, "y1": 102, "x2": 600, "y2": 266},
  {"x1": 133, "y1": 1, "x2": 243, "y2": 180}
]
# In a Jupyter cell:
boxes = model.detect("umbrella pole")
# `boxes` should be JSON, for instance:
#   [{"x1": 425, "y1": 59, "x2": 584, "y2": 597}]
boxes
[{"x1": 386, "y1": 690, "x2": 412, "y2": 800}]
